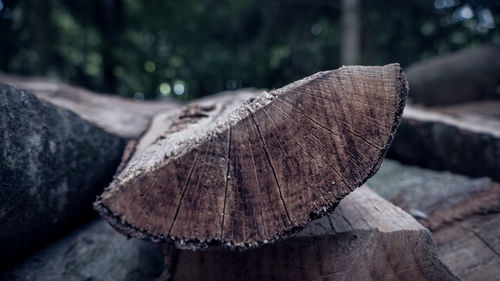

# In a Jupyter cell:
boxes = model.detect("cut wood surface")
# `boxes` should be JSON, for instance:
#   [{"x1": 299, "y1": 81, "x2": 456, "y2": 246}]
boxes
[
  {"x1": 0, "y1": 73, "x2": 179, "y2": 138},
  {"x1": 158, "y1": 186, "x2": 457, "y2": 281},
  {"x1": 368, "y1": 159, "x2": 500, "y2": 281},
  {"x1": 405, "y1": 44, "x2": 500, "y2": 105},
  {"x1": 95, "y1": 64, "x2": 409, "y2": 249},
  {"x1": 388, "y1": 102, "x2": 500, "y2": 181},
  {"x1": 0, "y1": 83, "x2": 126, "y2": 269}
]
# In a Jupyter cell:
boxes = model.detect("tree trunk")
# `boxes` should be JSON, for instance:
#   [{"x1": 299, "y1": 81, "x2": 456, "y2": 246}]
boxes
[
  {"x1": 158, "y1": 187, "x2": 457, "y2": 281},
  {"x1": 33, "y1": 0, "x2": 52, "y2": 75},
  {"x1": 95, "y1": 64, "x2": 409, "y2": 249},
  {"x1": 341, "y1": 0, "x2": 361, "y2": 65},
  {"x1": 388, "y1": 102, "x2": 500, "y2": 181}
]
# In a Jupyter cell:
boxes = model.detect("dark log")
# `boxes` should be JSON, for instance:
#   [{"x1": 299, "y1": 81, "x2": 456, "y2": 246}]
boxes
[
  {"x1": 368, "y1": 159, "x2": 500, "y2": 281},
  {"x1": 95, "y1": 64, "x2": 409, "y2": 249},
  {"x1": 0, "y1": 83, "x2": 126, "y2": 269},
  {"x1": 0, "y1": 73, "x2": 179, "y2": 139},
  {"x1": 158, "y1": 187, "x2": 457, "y2": 281},
  {"x1": 0, "y1": 220, "x2": 164, "y2": 281},
  {"x1": 388, "y1": 103, "x2": 500, "y2": 181},
  {"x1": 406, "y1": 45, "x2": 500, "y2": 105}
]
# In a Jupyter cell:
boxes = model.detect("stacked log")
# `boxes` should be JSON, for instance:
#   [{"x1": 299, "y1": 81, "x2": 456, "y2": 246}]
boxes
[
  {"x1": 2, "y1": 61, "x2": 498, "y2": 281},
  {"x1": 0, "y1": 83, "x2": 125, "y2": 268}
]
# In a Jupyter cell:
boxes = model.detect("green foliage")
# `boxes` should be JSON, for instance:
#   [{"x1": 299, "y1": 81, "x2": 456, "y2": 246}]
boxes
[{"x1": 0, "y1": 0, "x2": 498, "y2": 100}]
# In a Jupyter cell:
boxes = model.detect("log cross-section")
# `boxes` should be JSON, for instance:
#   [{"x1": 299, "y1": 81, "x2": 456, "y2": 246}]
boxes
[{"x1": 95, "y1": 64, "x2": 408, "y2": 249}]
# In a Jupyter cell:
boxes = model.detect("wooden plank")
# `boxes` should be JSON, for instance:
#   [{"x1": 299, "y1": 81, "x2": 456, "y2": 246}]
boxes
[
  {"x1": 159, "y1": 187, "x2": 457, "y2": 281},
  {"x1": 95, "y1": 64, "x2": 409, "y2": 249}
]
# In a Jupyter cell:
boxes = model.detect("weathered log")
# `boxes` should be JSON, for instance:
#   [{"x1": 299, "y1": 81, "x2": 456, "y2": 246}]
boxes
[
  {"x1": 0, "y1": 83, "x2": 126, "y2": 269},
  {"x1": 0, "y1": 220, "x2": 164, "y2": 281},
  {"x1": 368, "y1": 159, "x2": 500, "y2": 281},
  {"x1": 0, "y1": 73, "x2": 179, "y2": 138},
  {"x1": 158, "y1": 186, "x2": 457, "y2": 281},
  {"x1": 406, "y1": 45, "x2": 500, "y2": 105},
  {"x1": 388, "y1": 102, "x2": 500, "y2": 181},
  {"x1": 95, "y1": 64, "x2": 409, "y2": 249}
]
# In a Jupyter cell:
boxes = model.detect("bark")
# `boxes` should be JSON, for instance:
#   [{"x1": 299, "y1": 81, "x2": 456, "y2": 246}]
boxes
[
  {"x1": 0, "y1": 83, "x2": 126, "y2": 269},
  {"x1": 368, "y1": 159, "x2": 500, "y2": 281},
  {"x1": 388, "y1": 102, "x2": 500, "y2": 181},
  {"x1": 405, "y1": 45, "x2": 500, "y2": 105},
  {"x1": 0, "y1": 220, "x2": 164, "y2": 281},
  {"x1": 159, "y1": 187, "x2": 457, "y2": 281},
  {"x1": 0, "y1": 73, "x2": 179, "y2": 139},
  {"x1": 95, "y1": 64, "x2": 409, "y2": 249}
]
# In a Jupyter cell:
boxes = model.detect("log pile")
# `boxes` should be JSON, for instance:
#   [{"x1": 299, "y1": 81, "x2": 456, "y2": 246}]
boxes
[{"x1": 1, "y1": 60, "x2": 498, "y2": 281}]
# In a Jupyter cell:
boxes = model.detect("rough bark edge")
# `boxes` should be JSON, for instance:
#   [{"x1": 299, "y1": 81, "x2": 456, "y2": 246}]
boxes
[
  {"x1": 362, "y1": 65, "x2": 409, "y2": 185},
  {"x1": 94, "y1": 64, "x2": 409, "y2": 250}
]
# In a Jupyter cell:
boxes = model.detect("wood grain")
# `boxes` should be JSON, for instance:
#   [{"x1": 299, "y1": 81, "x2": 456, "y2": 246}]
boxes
[
  {"x1": 159, "y1": 187, "x2": 457, "y2": 281},
  {"x1": 95, "y1": 64, "x2": 408, "y2": 249}
]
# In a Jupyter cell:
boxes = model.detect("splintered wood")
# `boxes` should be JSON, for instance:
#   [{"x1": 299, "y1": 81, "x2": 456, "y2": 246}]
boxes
[{"x1": 95, "y1": 64, "x2": 408, "y2": 249}]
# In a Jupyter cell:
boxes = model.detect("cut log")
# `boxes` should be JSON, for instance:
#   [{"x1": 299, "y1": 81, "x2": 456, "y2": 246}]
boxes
[
  {"x1": 158, "y1": 186, "x2": 457, "y2": 281},
  {"x1": 0, "y1": 83, "x2": 126, "y2": 269},
  {"x1": 0, "y1": 73, "x2": 180, "y2": 139},
  {"x1": 368, "y1": 159, "x2": 500, "y2": 280},
  {"x1": 406, "y1": 45, "x2": 500, "y2": 105},
  {"x1": 388, "y1": 102, "x2": 500, "y2": 181},
  {"x1": 95, "y1": 64, "x2": 409, "y2": 249},
  {"x1": 0, "y1": 220, "x2": 164, "y2": 281}
]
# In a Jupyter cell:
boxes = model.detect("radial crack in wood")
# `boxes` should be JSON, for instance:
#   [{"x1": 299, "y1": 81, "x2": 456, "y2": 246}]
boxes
[{"x1": 94, "y1": 64, "x2": 408, "y2": 249}]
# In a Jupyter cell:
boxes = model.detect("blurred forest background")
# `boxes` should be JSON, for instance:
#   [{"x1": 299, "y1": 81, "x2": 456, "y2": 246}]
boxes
[{"x1": 0, "y1": 0, "x2": 498, "y2": 100}]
